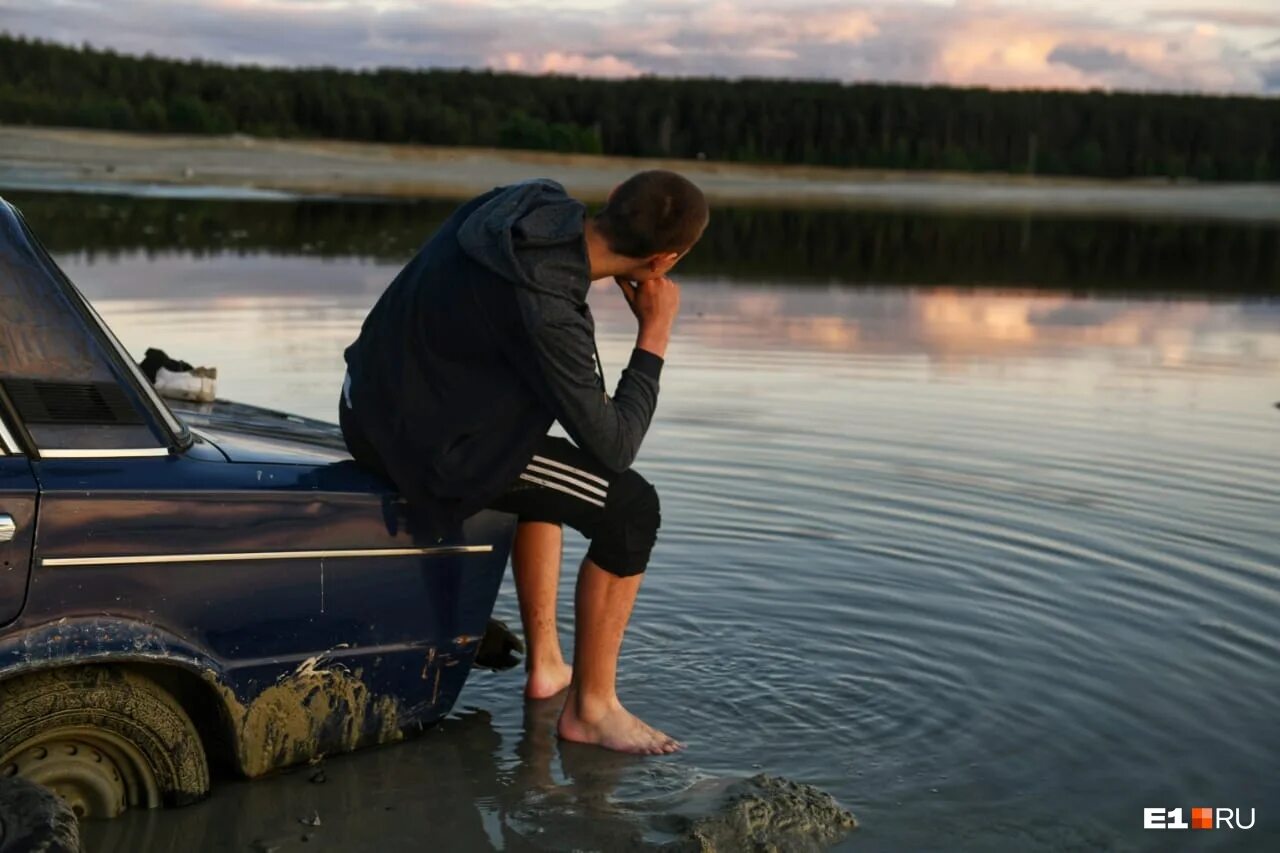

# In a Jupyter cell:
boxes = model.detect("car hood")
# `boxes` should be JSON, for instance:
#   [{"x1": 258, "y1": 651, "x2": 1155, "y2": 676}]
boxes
[{"x1": 171, "y1": 398, "x2": 351, "y2": 465}]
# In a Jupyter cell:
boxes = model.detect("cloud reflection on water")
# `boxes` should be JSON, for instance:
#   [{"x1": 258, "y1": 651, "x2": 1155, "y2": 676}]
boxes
[
  {"x1": 598, "y1": 280, "x2": 1280, "y2": 373},
  {"x1": 59, "y1": 252, "x2": 1280, "y2": 406}
]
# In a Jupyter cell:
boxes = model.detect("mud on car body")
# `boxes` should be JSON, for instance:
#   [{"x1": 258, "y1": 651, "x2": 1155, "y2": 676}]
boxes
[{"x1": 0, "y1": 197, "x2": 517, "y2": 820}]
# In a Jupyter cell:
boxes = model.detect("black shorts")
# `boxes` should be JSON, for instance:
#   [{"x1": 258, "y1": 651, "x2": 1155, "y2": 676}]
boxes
[
  {"x1": 339, "y1": 393, "x2": 659, "y2": 577},
  {"x1": 487, "y1": 434, "x2": 661, "y2": 577}
]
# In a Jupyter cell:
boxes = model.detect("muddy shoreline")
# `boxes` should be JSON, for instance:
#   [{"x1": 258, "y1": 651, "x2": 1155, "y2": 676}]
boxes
[{"x1": 1, "y1": 126, "x2": 1277, "y2": 221}]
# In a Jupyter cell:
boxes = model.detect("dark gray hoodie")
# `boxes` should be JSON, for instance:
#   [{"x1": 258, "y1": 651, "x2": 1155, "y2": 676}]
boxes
[
  {"x1": 458, "y1": 178, "x2": 664, "y2": 468},
  {"x1": 343, "y1": 179, "x2": 663, "y2": 537}
]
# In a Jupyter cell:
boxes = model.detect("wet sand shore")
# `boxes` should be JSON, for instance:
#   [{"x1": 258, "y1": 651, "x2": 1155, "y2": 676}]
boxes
[{"x1": 2, "y1": 126, "x2": 1277, "y2": 221}]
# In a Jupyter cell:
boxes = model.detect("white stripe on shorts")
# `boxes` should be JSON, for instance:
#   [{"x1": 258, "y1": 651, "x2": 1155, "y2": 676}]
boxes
[
  {"x1": 530, "y1": 455, "x2": 610, "y2": 488},
  {"x1": 526, "y1": 463, "x2": 608, "y2": 498},
  {"x1": 518, "y1": 472, "x2": 606, "y2": 507}
]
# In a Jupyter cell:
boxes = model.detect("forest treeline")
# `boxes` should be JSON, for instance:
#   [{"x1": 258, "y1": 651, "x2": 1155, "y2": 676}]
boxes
[
  {"x1": 10, "y1": 192, "x2": 1277, "y2": 293},
  {"x1": 2, "y1": 33, "x2": 1279, "y2": 181}
]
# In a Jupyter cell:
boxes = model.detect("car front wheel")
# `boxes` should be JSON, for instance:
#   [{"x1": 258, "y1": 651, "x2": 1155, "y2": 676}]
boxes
[{"x1": 0, "y1": 667, "x2": 209, "y2": 819}]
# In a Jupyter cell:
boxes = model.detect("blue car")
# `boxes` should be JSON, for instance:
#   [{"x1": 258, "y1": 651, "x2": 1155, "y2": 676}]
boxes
[{"x1": 0, "y1": 197, "x2": 517, "y2": 820}]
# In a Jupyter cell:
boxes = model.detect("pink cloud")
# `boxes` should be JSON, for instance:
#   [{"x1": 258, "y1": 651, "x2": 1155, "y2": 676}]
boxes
[
  {"x1": 1146, "y1": 7, "x2": 1280, "y2": 29},
  {"x1": 803, "y1": 11, "x2": 878, "y2": 45},
  {"x1": 493, "y1": 51, "x2": 642, "y2": 78},
  {"x1": 1, "y1": 0, "x2": 1276, "y2": 93}
]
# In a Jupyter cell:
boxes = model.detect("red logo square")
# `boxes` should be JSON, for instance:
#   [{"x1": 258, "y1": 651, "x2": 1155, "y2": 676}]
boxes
[{"x1": 1192, "y1": 807, "x2": 1214, "y2": 830}]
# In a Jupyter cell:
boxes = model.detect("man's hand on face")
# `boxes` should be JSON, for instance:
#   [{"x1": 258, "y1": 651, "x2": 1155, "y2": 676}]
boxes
[{"x1": 616, "y1": 275, "x2": 680, "y2": 359}]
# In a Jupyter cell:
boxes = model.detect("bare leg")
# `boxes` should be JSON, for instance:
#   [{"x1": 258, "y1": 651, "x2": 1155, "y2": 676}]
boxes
[
  {"x1": 557, "y1": 556, "x2": 682, "y2": 754},
  {"x1": 513, "y1": 520, "x2": 573, "y2": 699}
]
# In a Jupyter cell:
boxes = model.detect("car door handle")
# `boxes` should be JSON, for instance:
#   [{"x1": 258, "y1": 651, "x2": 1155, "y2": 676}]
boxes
[{"x1": 0, "y1": 514, "x2": 14, "y2": 543}]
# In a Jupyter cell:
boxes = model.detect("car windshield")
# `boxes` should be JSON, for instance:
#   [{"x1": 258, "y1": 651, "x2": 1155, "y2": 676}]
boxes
[
  {"x1": 75, "y1": 292, "x2": 189, "y2": 442},
  {"x1": 2, "y1": 198, "x2": 188, "y2": 451}
]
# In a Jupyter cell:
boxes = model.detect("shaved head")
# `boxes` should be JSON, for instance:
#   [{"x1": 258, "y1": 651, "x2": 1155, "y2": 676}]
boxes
[{"x1": 595, "y1": 170, "x2": 709, "y2": 259}]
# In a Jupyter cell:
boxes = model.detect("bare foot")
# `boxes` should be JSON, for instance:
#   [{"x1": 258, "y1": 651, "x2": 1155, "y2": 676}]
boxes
[
  {"x1": 557, "y1": 690, "x2": 683, "y2": 755},
  {"x1": 525, "y1": 661, "x2": 573, "y2": 699}
]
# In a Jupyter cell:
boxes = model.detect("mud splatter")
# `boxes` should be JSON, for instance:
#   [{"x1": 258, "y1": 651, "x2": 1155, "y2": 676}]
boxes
[
  {"x1": 664, "y1": 774, "x2": 857, "y2": 853},
  {"x1": 0, "y1": 775, "x2": 83, "y2": 853},
  {"x1": 213, "y1": 652, "x2": 401, "y2": 778}
]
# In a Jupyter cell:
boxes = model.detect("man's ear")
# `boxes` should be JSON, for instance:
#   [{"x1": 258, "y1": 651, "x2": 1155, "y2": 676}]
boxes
[{"x1": 648, "y1": 252, "x2": 680, "y2": 272}]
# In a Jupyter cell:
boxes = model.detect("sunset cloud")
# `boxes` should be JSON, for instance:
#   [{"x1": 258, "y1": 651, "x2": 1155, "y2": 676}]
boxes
[
  {"x1": 1145, "y1": 7, "x2": 1280, "y2": 29},
  {"x1": 1, "y1": 0, "x2": 1277, "y2": 93},
  {"x1": 493, "y1": 51, "x2": 642, "y2": 78}
]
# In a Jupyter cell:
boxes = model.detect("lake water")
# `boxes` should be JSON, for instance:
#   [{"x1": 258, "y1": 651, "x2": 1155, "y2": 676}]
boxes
[{"x1": 8, "y1": 192, "x2": 1278, "y2": 852}]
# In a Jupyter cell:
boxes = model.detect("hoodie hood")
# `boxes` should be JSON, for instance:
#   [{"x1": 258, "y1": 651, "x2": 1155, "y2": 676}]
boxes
[{"x1": 457, "y1": 179, "x2": 591, "y2": 305}]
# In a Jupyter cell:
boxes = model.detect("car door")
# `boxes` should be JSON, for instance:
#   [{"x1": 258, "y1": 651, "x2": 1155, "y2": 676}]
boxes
[{"x1": 0, "y1": 416, "x2": 36, "y2": 627}]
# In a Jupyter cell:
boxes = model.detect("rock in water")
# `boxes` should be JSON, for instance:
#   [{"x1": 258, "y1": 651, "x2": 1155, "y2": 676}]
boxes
[{"x1": 668, "y1": 774, "x2": 857, "y2": 852}]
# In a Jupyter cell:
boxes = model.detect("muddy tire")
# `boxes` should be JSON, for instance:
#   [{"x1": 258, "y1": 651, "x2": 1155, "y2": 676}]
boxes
[
  {"x1": 0, "y1": 776, "x2": 81, "y2": 853},
  {"x1": 0, "y1": 667, "x2": 209, "y2": 819}
]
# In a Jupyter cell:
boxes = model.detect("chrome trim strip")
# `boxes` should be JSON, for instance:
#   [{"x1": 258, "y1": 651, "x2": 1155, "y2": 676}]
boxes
[
  {"x1": 39, "y1": 448, "x2": 171, "y2": 459},
  {"x1": 0, "y1": 416, "x2": 18, "y2": 455},
  {"x1": 42, "y1": 544, "x2": 493, "y2": 568}
]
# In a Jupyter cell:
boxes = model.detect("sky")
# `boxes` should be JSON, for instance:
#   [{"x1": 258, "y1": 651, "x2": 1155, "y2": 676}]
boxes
[{"x1": 3, "y1": 0, "x2": 1279, "y2": 94}]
